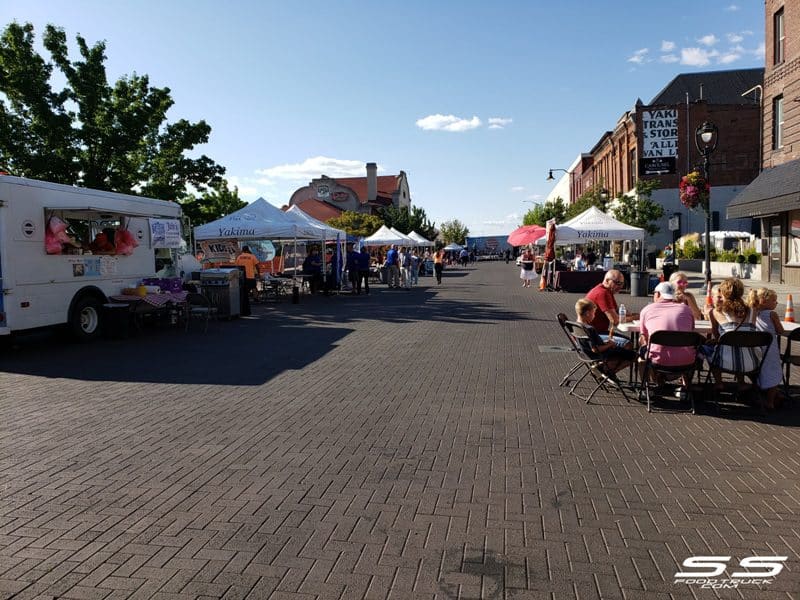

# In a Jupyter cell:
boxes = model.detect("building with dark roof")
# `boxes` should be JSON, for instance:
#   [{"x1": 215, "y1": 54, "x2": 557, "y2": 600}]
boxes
[
  {"x1": 728, "y1": 0, "x2": 800, "y2": 285},
  {"x1": 287, "y1": 162, "x2": 410, "y2": 221},
  {"x1": 552, "y1": 68, "x2": 763, "y2": 254}
]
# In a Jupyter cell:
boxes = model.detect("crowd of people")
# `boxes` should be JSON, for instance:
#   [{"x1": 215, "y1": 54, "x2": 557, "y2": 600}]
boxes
[{"x1": 573, "y1": 269, "x2": 787, "y2": 411}]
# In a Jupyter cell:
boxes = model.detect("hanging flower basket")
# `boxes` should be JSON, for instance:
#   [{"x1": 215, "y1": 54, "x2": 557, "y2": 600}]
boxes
[{"x1": 679, "y1": 170, "x2": 710, "y2": 210}]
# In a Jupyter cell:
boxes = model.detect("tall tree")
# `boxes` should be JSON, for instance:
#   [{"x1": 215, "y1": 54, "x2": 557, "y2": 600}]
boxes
[
  {"x1": 611, "y1": 179, "x2": 664, "y2": 236},
  {"x1": 179, "y1": 179, "x2": 246, "y2": 227},
  {"x1": 378, "y1": 205, "x2": 437, "y2": 240},
  {"x1": 0, "y1": 22, "x2": 224, "y2": 199},
  {"x1": 523, "y1": 197, "x2": 567, "y2": 226},
  {"x1": 439, "y1": 219, "x2": 469, "y2": 245},
  {"x1": 565, "y1": 183, "x2": 609, "y2": 220},
  {"x1": 326, "y1": 211, "x2": 384, "y2": 238}
]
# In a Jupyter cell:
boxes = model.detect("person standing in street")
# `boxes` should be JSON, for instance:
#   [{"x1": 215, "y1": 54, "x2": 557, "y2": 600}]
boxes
[
  {"x1": 235, "y1": 245, "x2": 259, "y2": 316},
  {"x1": 433, "y1": 248, "x2": 445, "y2": 284},
  {"x1": 346, "y1": 243, "x2": 361, "y2": 294},
  {"x1": 357, "y1": 246, "x2": 371, "y2": 295},
  {"x1": 519, "y1": 247, "x2": 536, "y2": 288},
  {"x1": 384, "y1": 244, "x2": 400, "y2": 288}
]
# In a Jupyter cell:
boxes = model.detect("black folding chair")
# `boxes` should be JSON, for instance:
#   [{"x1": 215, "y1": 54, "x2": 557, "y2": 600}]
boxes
[
  {"x1": 184, "y1": 292, "x2": 217, "y2": 333},
  {"x1": 557, "y1": 313, "x2": 583, "y2": 387},
  {"x1": 782, "y1": 328, "x2": 800, "y2": 403},
  {"x1": 705, "y1": 330, "x2": 773, "y2": 413},
  {"x1": 560, "y1": 319, "x2": 633, "y2": 404},
  {"x1": 639, "y1": 330, "x2": 706, "y2": 414}
]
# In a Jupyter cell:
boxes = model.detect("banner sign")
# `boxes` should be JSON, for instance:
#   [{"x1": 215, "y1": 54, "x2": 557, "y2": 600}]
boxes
[
  {"x1": 640, "y1": 108, "x2": 678, "y2": 175},
  {"x1": 149, "y1": 219, "x2": 183, "y2": 248},
  {"x1": 199, "y1": 239, "x2": 239, "y2": 262}
]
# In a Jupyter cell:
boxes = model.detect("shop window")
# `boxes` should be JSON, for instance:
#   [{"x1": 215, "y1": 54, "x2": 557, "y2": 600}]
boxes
[
  {"x1": 773, "y1": 95, "x2": 784, "y2": 150},
  {"x1": 774, "y1": 8, "x2": 785, "y2": 65},
  {"x1": 45, "y1": 210, "x2": 126, "y2": 256}
]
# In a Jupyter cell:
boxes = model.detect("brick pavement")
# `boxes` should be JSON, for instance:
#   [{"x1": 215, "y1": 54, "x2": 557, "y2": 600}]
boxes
[{"x1": 1, "y1": 262, "x2": 799, "y2": 599}]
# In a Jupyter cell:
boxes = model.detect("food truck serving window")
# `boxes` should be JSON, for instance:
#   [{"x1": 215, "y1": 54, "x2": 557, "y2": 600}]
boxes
[{"x1": 44, "y1": 210, "x2": 142, "y2": 256}]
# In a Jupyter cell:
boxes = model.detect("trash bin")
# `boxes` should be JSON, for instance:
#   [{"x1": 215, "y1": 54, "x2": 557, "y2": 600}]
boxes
[
  {"x1": 662, "y1": 263, "x2": 677, "y2": 281},
  {"x1": 630, "y1": 271, "x2": 649, "y2": 297},
  {"x1": 102, "y1": 303, "x2": 130, "y2": 339}
]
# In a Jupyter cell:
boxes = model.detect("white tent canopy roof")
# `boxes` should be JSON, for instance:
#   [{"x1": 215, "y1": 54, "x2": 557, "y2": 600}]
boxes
[
  {"x1": 535, "y1": 206, "x2": 645, "y2": 245},
  {"x1": 443, "y1": 243, "x2": 464, "y2": 251},
  {"x1": 285, "y1": 204, "x2": 346, "y2": 239},
  {"x1": 389, "y1": 227, "x2": 415, "y2": 244},
  {"x1": 194, "y1": 198, "x2": 320, "y2": 241},
  {"x1": 362, "y1": 225, "x2": 407, "y2": 246},
  {"x1": 407, "y1": 231, "x2": 434, "y2": 246},
  {"x1": 709, "y1": 230, "x2": 754, "y2": 239}
]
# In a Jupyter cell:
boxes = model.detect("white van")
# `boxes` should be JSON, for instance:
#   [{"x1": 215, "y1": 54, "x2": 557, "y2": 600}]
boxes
[{"x1": 0, "y1": 176, "x2": 184, "y2": 341}]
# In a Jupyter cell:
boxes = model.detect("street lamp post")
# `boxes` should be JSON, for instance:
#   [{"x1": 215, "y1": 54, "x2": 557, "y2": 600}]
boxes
[
  {"x1": 694, "y1": 121, "x2": 718, "y2": 286},
  {"x1": 546, "y1": 168, "x2": 568, "y2": 181}
]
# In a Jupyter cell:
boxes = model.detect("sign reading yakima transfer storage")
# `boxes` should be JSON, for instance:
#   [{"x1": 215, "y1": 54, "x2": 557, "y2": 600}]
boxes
[{"x1": 640, "y1": 108, "x2": 678, "y2": 175}]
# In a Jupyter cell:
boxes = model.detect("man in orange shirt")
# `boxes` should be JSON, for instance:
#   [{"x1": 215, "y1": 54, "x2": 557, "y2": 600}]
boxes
[{"x1": 235, "y1": 246, "x2": 259, "y2": 316}]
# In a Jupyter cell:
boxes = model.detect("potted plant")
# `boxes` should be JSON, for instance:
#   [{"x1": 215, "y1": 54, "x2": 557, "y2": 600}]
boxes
[{"x1": 736, "y1": 254, "x2": 746, "y2": 277}]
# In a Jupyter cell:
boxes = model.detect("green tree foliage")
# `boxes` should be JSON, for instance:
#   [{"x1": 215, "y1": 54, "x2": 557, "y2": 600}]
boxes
[
  {"x1": 522, "y1": 197, "x2": 567, "y2": 226},
  {"x1": 439, "y1": 219, "x2": 469, "y2": 245},
  {"x1": 565, "y1": 183, "x2": 608, "y2": 220},
  {"x1": 611, "y1": 179, "x2": 664, "y2": 236},
  {"x1": 327, "y1": 211, "x2": 384, "y2": 239},
  {"x1": 378, "y1": 205, "x2": 437, "y2": 240},
  {"x1": 179, "y1": 179, "x2": 246, "y2": 227},
  {"x1": 0, "y1": 22, "x2": 224, "y2": 199}
]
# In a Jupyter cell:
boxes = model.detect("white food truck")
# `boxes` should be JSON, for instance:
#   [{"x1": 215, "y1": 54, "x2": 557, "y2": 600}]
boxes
[{"x1": 0, "y1": 175, "x2": 184, "y2": 341}]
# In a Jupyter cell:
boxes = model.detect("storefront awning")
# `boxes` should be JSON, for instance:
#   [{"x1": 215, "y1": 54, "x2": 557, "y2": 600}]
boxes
[{"x1": 727, "y1": 158, "x2": 800, "y2": 218}]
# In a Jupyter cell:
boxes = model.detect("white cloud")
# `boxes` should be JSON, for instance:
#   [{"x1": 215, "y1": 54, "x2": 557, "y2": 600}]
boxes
[
  {"x1": 627, "y1": 48, "x2": 649, "y2": 64},
  {"x1": 510, "y1": 186, "x2": 525, "y2": 192},
  {"x1": 226, "y1": 176, "x2": 263, "y2": 198},
  {"x1": 725, "y1": 4, "x2": 739, "y2": 11},
  {"x1": 526, "y1": 194, "x2": 543, "y2": 201},
  {"x1": 727, "y1": 32, "x2": 744, "y2": 43},
  {"x1": 255, "y1": 156, "x2": 374, "y2": 180},
  {"x1": 718, "y1": 50, "x2": 742, "y2": 64},
  {"x1": 488, "y1": 117, "x2": 513, "y2": 130},
  {"x1": 697, "y1": 34, "x2": 719, "y2": 46},
  {"x1": 661, "y1": 40, "x2": 675, "y2": 52},
  {"x1": 681, "y1": 47, "x2": 715, "y2": 66},
  {"x1": 660, "y1": 54, "x2": 679, "y2": 64},
  {"x1": 416, "y1": 114, "x2": 482, "y2": 132},
  {"x1": 467, "y1": 213, "x2": 523, "y2": 235},
  {"x1": 753, "y1": 41, "x2": 765, "y2": 59}
]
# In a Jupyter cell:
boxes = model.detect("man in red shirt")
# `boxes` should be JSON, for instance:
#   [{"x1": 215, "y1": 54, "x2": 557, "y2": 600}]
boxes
[{"x1": 585, "y1": 269, "x2": 639, "y2": 336}]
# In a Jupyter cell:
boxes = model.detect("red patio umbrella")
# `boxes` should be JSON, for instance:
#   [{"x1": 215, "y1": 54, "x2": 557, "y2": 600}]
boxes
[{"x1": 506, "y1": 225, "x2": 546, "y2": 247}]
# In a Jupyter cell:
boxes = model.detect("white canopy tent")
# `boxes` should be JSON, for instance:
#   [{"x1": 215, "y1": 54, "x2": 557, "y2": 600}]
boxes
[
  {"x1": 194, "y1": 198, "x2": 319, "y2": 241},
  {"x1": 285, "y1": 205, "x2": 346, "y2": 239},
  {"x1": 407, "y1": 231, "x2": 434, "y2": 246},
  {"x1": 389, "y1": 227, "x2": 415, "y2": 245},
  {"x1": 534, "y1": 206, "x2": 645, "y2": 245},
  {"x1": 363, "y1": 225, "x2": 407, "y2": 246},
  {"x1": 443, "y1": 243, "x2": 464, "y2": 251}
]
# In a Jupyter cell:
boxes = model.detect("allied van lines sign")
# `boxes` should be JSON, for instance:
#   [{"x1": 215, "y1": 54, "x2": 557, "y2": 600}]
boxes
[{"x1": 640, "y1": 109, "x2": 678, "y2": 175}]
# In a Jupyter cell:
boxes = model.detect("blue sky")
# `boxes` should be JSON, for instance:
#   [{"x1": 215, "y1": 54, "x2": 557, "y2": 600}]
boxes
[{"x1": 2, "y1": 1, "x2": 765, "y2": 235}]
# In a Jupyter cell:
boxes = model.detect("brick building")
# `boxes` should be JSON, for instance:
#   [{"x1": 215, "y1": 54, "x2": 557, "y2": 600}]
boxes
[
  {"x1": 551, "y1": 68, "x2": 763, "y2": 252},
  {"x1": 728, "y1": 0, "x2": 800, "y2": 285},
  {"x1": 286, "y1": 162, "x2": 410, "y2": 222}
]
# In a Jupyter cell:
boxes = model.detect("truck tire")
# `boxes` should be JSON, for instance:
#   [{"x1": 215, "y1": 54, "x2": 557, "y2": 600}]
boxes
[{"x1": 69, "y1": 295, "x2": 102, "y2": 342}]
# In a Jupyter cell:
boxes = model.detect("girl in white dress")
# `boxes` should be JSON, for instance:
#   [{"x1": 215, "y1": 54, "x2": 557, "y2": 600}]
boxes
[{"x1": 748, "y1": 287, "x2": 785, "y2": 409}]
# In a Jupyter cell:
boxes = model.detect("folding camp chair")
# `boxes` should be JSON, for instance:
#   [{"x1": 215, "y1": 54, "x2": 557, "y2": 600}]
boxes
[
  {"x1": 639, "y1": 330, "x2": 706, "y2": 413},
  {"x1": 782, "y1": 328, "x2": 800, "y2": 403},
  {"x1": 704, "y1": 330, "x2": 773, "y2": 413},
  {"x1": 560, "y1": 319, "x2": 633, "y2": 404},
  {"x1": 557, "y1": 313, "x2": 583, "y2": 387},
  {"x1": 184, "y1": 292, "x2": 218, "y2": 333}
]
